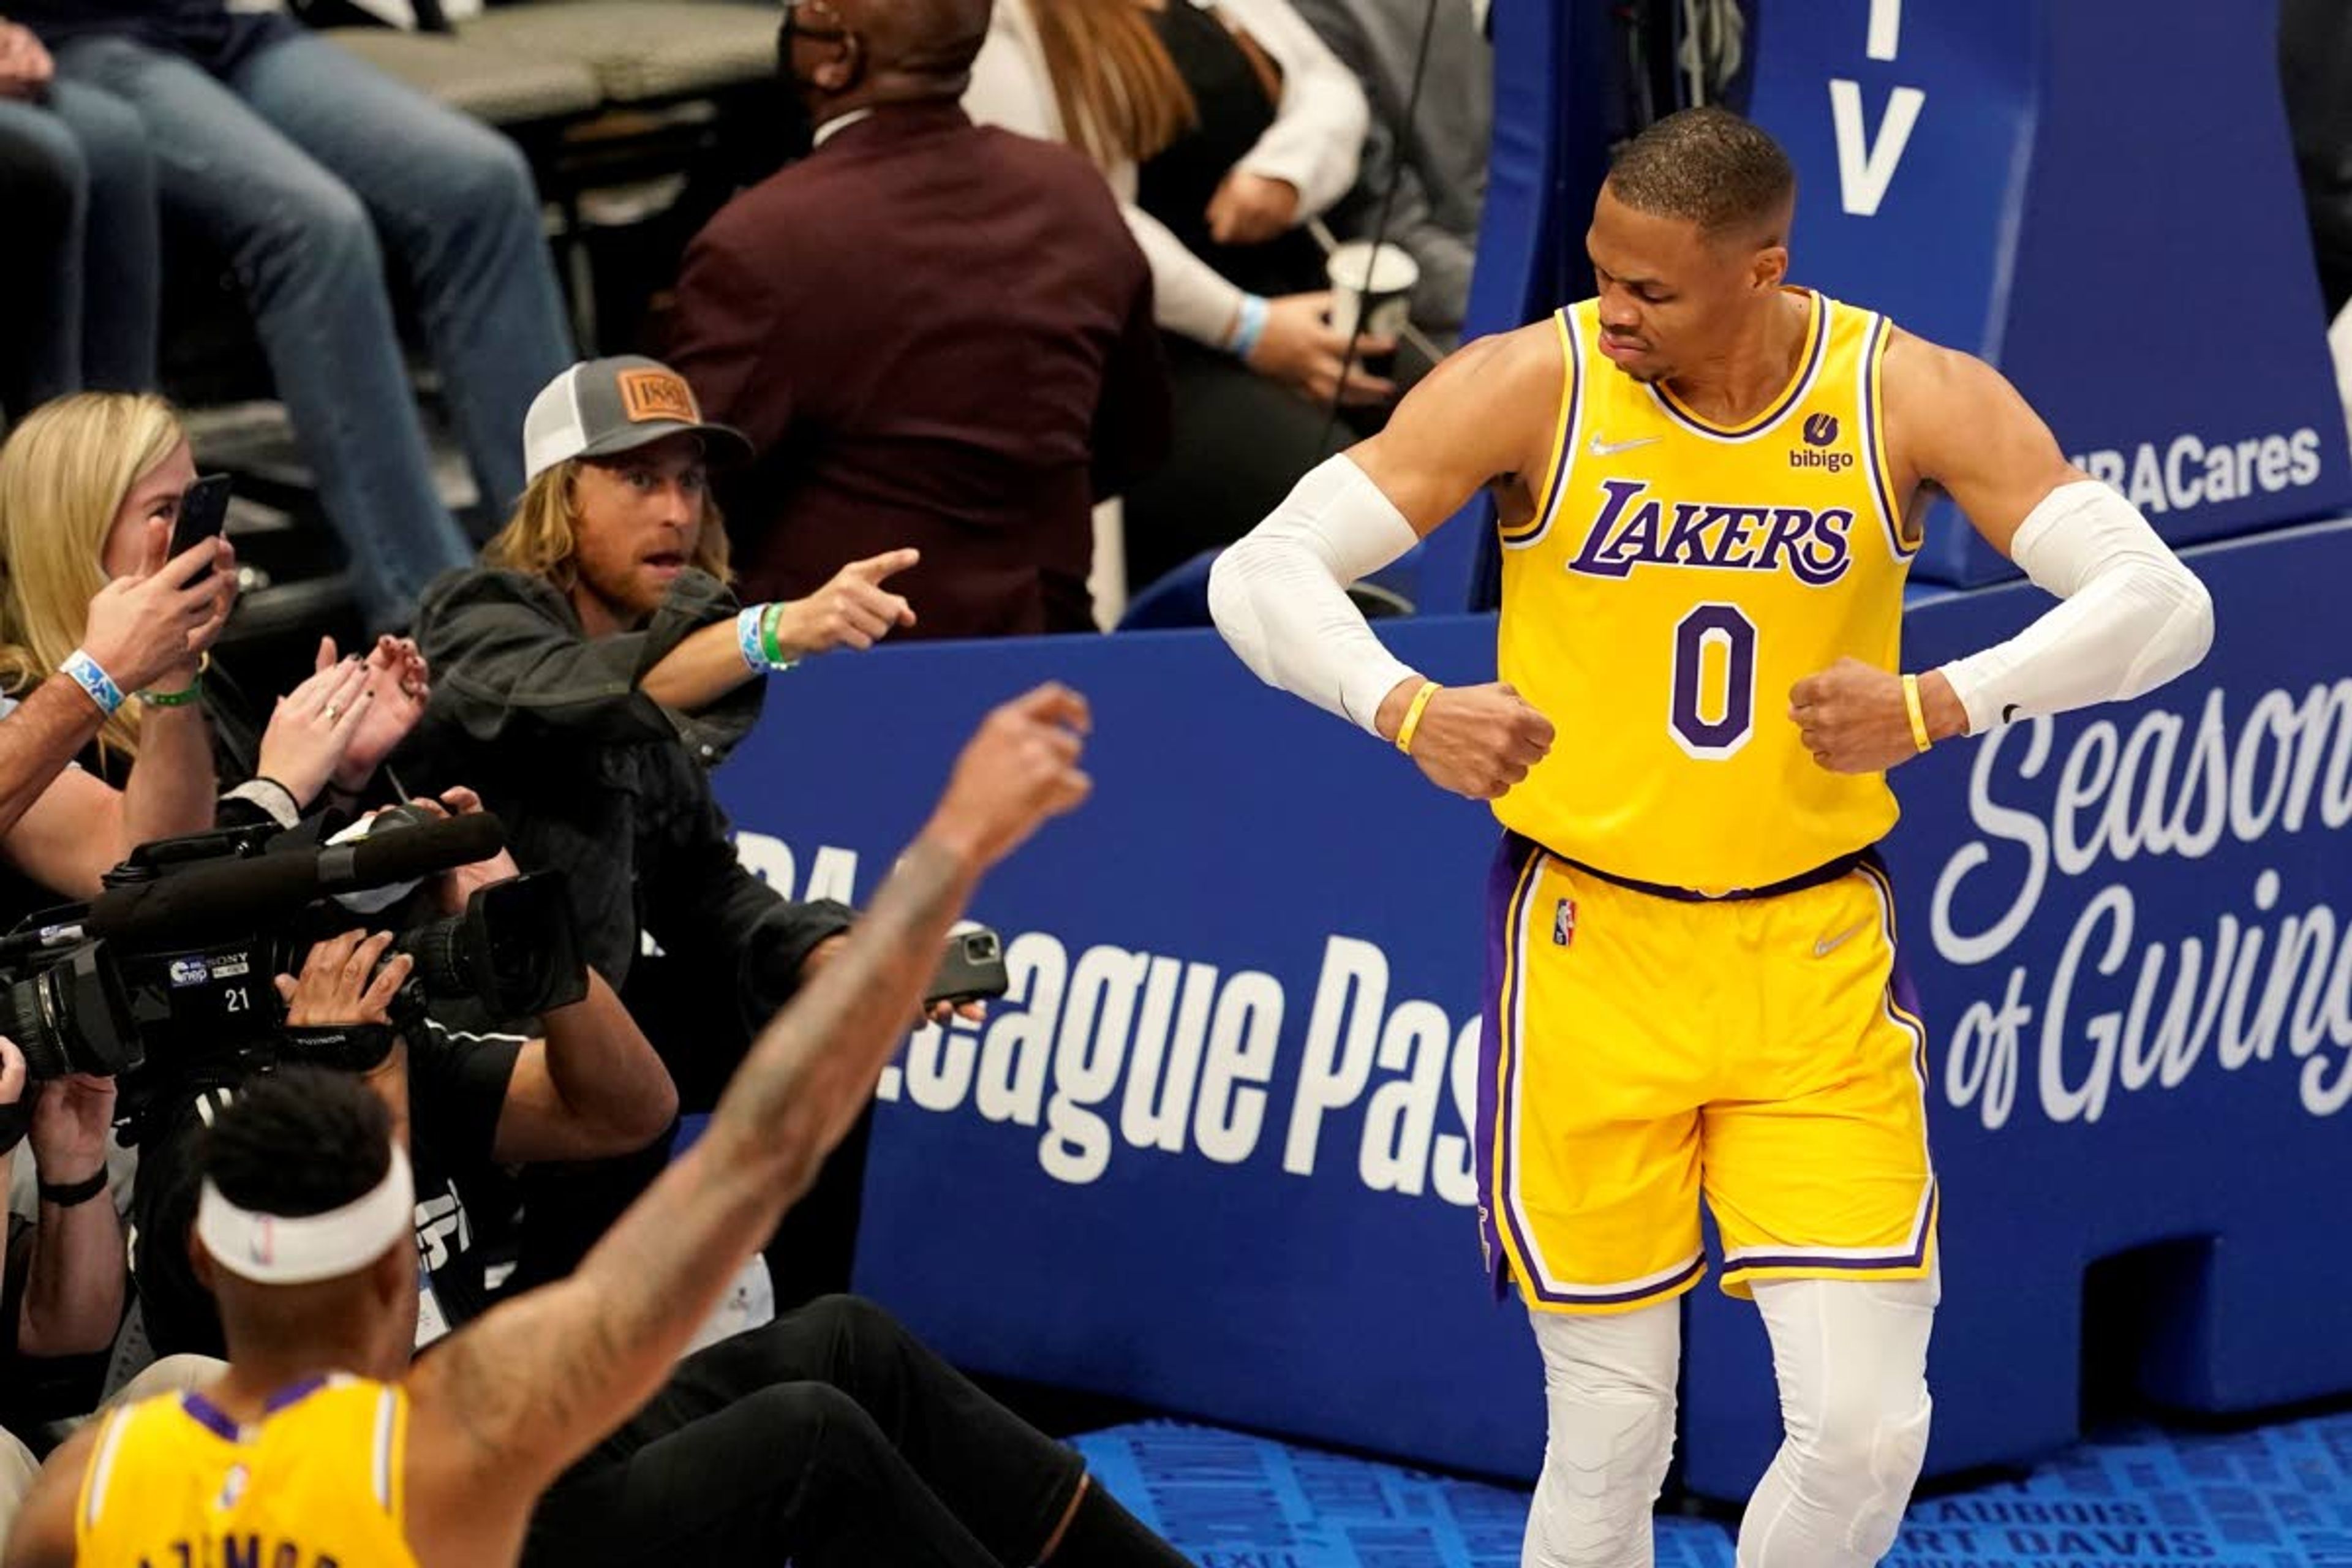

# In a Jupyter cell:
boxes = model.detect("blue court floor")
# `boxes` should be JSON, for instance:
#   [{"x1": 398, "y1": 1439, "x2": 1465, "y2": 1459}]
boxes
[{"x1": 1074, "y1": 1411, "x2": 2352, "y2": 1567}]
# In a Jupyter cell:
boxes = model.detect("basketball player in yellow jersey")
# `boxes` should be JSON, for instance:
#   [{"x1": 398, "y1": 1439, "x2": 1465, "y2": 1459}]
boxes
[
  {"x1": 3, "y1": 686, "x2": 1096, "y2": 1568},
  {"x1": 1211, "y1": 108, "x2": 2212, "y2": 1568}
]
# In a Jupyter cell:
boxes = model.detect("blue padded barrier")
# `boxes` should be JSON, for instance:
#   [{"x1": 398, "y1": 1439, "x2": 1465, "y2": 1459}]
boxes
[{"x1": 715, "y1": 518, "x2": 2352, "y2": 1488}]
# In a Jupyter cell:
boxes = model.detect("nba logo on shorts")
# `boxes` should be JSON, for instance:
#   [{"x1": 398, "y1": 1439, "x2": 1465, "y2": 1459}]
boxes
[{"x1": 1553, "y1": 898, "x2": 1577, "y2": 947}]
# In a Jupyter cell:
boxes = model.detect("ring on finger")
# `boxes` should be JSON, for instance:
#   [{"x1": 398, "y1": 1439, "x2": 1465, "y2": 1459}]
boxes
[{"x1": 324, "y1": 703, "x2": 341, "y2": 720}]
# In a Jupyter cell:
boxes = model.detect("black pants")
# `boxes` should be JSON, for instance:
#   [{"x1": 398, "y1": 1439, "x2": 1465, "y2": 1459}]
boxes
[
  {"x1": 1120, "y1": 337, "x2": 1352, "y2": 595},
  {"x1": 2284, "y1": 0, "x2": 2352, "y2": 314},
  {"x1": 514, "y1": 950, "x2": 872, "y2": 1311},
  {"x1": 1118, "y1": 335, "x2": 1434, "y2": 597},
  {"x1": 523, "y1": 1296, "x2": 1084, "y2": 1567}
]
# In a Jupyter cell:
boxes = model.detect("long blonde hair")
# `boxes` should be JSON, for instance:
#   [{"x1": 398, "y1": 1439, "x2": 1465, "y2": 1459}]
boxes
[
  {"x1": 483, "y1": 459, "x2": 734, "y2": 594},
  {"x1": 1031, "y1": 0, "x2": 1196, "y2": 171},
  {"x1": 0, "y1": 393, "x2": 186, "y2": 761}
]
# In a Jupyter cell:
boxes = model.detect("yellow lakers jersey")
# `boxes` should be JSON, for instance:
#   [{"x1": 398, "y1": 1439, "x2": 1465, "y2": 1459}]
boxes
[
  {"x1": 1494, "y1": 288, "x2": 1915, "y2": 894},
  {"x1": 75, "y1": 1374, "x2": 415, "y2": 1568}
]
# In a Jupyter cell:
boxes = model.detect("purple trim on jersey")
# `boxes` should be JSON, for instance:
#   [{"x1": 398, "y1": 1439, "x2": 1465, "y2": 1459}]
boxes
[
  {"x1": 1860, "y1": 314, "x2": 1913, "y2": 556},
  {"x1": 1506, "y1": 311, "x2": 1584, "y2": 548},
  {"x1": 262, "y1": 1375, "x2": 332, "y2": 1416},
  {"x1": 179, "y1": 1376, "x2": 334, "y2": 1445},
  {"x1": 1652, "y1": 290, "x2": 1827, "y2": 440},
  {"x1": 1551, "y1": 314, "x2": 1585, "y2": 528},
  {"x1": 179, "y1": 1392, "x2": 245, "y2": 1444}
]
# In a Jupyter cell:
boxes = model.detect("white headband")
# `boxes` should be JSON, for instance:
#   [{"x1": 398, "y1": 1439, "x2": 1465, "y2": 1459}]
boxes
[{"x1": 197, "y1": 1145, "x2": 415, "y2": 1286}]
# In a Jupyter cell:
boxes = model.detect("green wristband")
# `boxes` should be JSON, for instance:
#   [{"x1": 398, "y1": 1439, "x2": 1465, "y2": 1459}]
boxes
[
  {"x1": 759, "y1": 603, "x2": 793, "y2": 671},
  {"x1": 138, "y1": 675, "x2": 205, "y2": 708}
]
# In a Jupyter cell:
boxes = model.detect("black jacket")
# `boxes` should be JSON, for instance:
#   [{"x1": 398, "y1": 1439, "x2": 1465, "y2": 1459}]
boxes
[{"x1": 406, "y1": 567, "x2": 851, "y2": 1029}]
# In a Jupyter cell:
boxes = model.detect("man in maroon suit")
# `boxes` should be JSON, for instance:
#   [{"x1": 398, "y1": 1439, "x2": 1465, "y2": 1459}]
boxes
[{"x1": 669, "y1": 0, "x2": 1170, "y2": 641}]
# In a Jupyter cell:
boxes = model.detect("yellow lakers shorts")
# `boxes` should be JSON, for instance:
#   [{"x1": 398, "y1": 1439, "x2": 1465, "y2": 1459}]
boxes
[{"x1": 1474, "y1": 832, "x2": 1937, "y2": 1314}]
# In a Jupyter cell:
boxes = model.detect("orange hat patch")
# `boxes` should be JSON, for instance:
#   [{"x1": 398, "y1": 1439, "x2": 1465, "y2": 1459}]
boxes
[{"x1": 618, "y1": 369, "x2": 699, "y2": 424}]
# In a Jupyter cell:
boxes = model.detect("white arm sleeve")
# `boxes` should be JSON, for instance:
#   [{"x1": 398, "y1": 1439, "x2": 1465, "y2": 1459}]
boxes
[
  {"x1": 1208, "y1": 454, "x2": 1422, "y2": 734},
  {"x1": 1937, "y1": 480, "x2": 2214, "y2": 735}
]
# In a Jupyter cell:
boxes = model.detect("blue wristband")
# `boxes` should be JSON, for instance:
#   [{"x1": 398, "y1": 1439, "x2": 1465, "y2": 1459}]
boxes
[
  {"x1": 736, "y1": 606, "x2": 767, "y2": 673},
  {"x1": 59, "y1": 649, "x2": 124, "y2": 716},
  {"x1": 1228, "y1": 294, "x2": 1270, "y2": 360}
]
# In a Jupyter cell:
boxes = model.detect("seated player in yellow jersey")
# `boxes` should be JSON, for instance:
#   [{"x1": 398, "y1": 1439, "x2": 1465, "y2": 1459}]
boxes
[
  {"x1": 1210, "y1": 108, "x2": 2212, "y2": 1568},
  {"x1": 2, "y1": 688, "x2": 1101, "y2": 1568}
]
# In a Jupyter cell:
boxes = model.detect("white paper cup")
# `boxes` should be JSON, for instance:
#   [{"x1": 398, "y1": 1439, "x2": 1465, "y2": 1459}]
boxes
[{"x1": 1326, "y1": 241, "x2": 1420, "y2": 344}]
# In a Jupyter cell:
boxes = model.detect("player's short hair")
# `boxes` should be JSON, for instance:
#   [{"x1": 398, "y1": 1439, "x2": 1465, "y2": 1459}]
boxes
[
  {"x1": 1605, "y1": 107, "x2": 1796, "y2": 244},
  {"x1": 203, "y1": 1066, "x2": 391, "y2": 1219}
]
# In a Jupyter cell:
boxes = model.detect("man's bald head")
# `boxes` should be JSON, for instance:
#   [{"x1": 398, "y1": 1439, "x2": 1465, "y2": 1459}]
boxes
[{"x1": 824, "y1": 0, "x2": 992, "y2": 90}]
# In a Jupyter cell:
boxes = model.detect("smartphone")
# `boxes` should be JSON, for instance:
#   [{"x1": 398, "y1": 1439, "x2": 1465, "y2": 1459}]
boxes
[
  {"x1": 170, "y1": 473, "x2": 233, "y2": 581},
  {"x1": 924, "y1": 927, "x2": 1009, "y2": 1008}
]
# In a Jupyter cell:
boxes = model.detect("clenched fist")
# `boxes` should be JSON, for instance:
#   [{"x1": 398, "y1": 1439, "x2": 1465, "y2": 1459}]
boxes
[
  {"x1": 924, "y1": 684, "x2": 1095, "y2": 870},
  {"x1": 1789, "y1": 658, "x2": 1964, "y2": 774},
  {"x1": 1380, "y1": 679, "x2": 1555, "y2": 801}
]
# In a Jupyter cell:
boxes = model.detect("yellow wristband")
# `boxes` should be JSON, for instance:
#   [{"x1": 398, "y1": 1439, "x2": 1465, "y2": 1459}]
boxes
[
  {"x1": 1395, "y1": 680, "x2": 1441, "y2": 755},
  {"x1": 1901, "y1": 673, "x2": 1933, "y2": 754}
]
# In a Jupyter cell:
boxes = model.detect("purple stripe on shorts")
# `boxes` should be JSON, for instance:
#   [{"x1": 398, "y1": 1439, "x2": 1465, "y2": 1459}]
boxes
[
  {"x1": 1731, "y1": 854, "x2": 1938, "y2": 1278},
  {"x1": 1552, "y1": 1253, "x2": 1708, "y2": 1307},
  {"x1": 1733, "y1": 1180, "x2": 1940, "y2": 1275},
  {"x1": 1479, "y1": 832, "x2": 1551, "y2": 1302}
]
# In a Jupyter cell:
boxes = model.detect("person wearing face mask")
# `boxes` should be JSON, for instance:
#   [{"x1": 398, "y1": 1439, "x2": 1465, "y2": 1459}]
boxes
[{"x1": 666, "y1": 0, "x2": 1168, "y2": 640}]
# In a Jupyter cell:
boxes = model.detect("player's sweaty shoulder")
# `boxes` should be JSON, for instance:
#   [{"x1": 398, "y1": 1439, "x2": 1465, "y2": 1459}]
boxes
[
  {"x1": 1882, "y1": 324, "x2": 2029, "y2": 429},
  {"x1": 1879, "y1": 320, "x2": 2081, "y2": 543},
  {"x1": 1443, "y1": 320, "x2": 1567, "y2": 407},
  {"x1": 1880, "y1": 324, "x2": 2006, "y2": 483},
  {"x1": 1385, "y1": 322, "x2": 1567, "y2": 486}
]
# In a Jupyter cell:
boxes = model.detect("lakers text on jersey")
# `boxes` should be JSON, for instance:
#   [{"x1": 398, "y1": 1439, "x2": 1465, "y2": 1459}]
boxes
[
  {"x1": 1471, "y1": 292, "x2": 1937, "y2": 1314},
  {"x1": 1493, "y1": 288, "x2": 1917, "y2": 895}
]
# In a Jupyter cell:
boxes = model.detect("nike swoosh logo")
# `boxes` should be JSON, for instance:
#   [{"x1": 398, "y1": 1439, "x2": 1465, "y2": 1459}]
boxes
[
  {"x1": 2001, "y1": 703, "x2": 2021, "y2": 724},
  {"x1": 1588, "y1": 434, "x2": 1662, "y2": 458},
  {"x1": 1813, "y1": 921, "x2": 1870, "y2": 959}
]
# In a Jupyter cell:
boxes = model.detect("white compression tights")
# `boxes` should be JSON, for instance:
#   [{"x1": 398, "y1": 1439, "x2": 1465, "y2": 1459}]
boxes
[
  {"x1": 1521, "y1": 1297, "x2": 1680, "y2": 1568},
  {"x1": 1522, "y1": 1268, "x2": 1938, "y2": 1568}
]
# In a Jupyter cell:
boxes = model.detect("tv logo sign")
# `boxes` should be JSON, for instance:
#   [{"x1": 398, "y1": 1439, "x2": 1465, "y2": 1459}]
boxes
[{"x1": 1830, "y1": 0, "x2": 1922, "y2": 216}]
